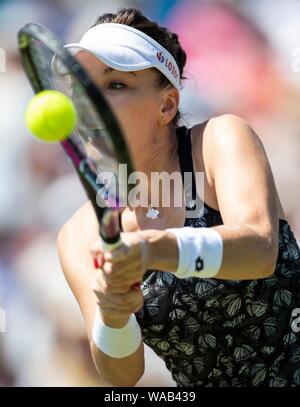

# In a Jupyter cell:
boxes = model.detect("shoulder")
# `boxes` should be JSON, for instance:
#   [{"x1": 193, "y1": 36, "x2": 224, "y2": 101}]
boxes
[
  {"x1": 196, "y1": 114, "x2": 256, "y2": 143},
  {"x1": 192, "y1": 114, "x2": 262, "y2": 170}
]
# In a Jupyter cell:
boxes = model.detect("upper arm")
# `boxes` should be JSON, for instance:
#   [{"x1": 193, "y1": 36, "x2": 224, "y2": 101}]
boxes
[
  {"x1": 204, "y1": 114, "x2": 279, "y2": 244},
  {"x1": 57, "y1": 201, "x2": 99, "y2": 340},
  {"x1": 57, "y1": 203, "x2": 145, "y2": 386}
]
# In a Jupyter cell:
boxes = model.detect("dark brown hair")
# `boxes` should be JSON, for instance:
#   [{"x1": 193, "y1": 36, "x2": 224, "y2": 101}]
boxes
[{"x1": 92, "y1": 8, "x2": 187, "y2": 126}]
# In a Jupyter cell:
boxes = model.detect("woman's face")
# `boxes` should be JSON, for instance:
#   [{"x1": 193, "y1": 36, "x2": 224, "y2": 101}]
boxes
[{"x1": 75, "y1": 50, "x2": 171, "y2": 143}]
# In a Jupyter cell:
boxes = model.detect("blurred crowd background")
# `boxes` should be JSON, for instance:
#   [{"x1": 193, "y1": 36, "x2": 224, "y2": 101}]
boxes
[{"x1": 1, "y1": 0, "x2": 300, "y2": 387}]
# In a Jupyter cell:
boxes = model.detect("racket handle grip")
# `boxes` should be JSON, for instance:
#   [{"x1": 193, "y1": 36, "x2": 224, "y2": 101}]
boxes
[
  {"x1": 100, "y1": 238, "x2": 122, "y2": 252},
  {"x1": 100, "y1": 232, "x2": 141, "y2": 290}
]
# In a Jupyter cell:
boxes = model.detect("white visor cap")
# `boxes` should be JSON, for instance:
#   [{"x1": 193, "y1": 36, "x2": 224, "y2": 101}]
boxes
[{"x1": 53, "y1": 23, "x2": 181, "y2": 91}]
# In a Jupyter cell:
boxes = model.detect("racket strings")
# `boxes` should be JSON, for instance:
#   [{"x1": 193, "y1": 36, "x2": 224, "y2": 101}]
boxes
[{"x1": 27, "y1": 38, "x2": 123, "y2": 203}]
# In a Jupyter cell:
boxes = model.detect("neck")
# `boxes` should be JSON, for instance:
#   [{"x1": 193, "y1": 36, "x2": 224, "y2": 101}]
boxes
[
  {"x1": 130, "y1": 125, "x2": 179, "y2": 176},
  {"x1": 126, "y1": 125, "x2": 183, "y2": 211}
]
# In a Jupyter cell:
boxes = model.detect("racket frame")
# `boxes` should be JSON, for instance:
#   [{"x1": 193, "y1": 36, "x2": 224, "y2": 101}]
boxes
[{"x1": 18, "y1": 23, "x2": 134, "y2": 245}]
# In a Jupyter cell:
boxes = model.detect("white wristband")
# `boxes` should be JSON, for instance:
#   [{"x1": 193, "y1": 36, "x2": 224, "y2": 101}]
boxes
[
  {"x1": 92, "y1": 308, "x2": 142, "y2": 358},
  {"x1": 167, "y1": 227, "x2": 223, "y2": 279}
]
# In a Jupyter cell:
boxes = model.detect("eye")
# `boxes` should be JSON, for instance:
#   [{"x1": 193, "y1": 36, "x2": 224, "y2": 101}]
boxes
[{"x1": 108, "y1": 81, "x2": 126, "y2": 90}]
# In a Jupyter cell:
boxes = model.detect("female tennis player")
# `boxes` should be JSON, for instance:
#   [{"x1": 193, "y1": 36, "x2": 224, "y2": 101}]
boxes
[{"x1": 57, "y1": 8, "x2": 300, "y2": 387}]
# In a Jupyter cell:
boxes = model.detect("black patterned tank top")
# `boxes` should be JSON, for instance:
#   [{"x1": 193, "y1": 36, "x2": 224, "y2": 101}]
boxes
[{"x1": 135, "y1": 126, "x2": 300, "y2": 387}]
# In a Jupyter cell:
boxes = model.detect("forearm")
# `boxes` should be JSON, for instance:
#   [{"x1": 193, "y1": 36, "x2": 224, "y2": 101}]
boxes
[
  {"x1": 90, "y1": 310, "x2": 144, "y2": 387},
  {"x1": 211, "y1": 223, "x2": 278, "y2": 279},
  {"x1": 143, "y1": 225, "x2": 278, "y2": 280},
  {"x1": 91, "y1": 340, "x2": 144, "y2": 387}
]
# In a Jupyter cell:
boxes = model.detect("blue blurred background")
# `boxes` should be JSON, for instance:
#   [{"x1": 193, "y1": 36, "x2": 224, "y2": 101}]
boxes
[{"x1": 1, "y1": 0, "x2": 300, "y2": 386}]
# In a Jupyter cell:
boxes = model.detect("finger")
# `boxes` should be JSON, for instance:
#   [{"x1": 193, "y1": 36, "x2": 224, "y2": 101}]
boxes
[
  {"x1": 97, "y1": 280, "x2": 138, "y2": 295},
  {"x1": 95, "y1": 291, "x2": 142, "y2": 313},
  {"x1": 100, "y1": 277, "x2": 141, "y2": 293},
  {"x1": 102, "y1": 260, "x2": 144, "y2": 286},
  {"x1": 90, "y1": 241, "x2": 105, "y2": 269},
  {"x1": 93, "y1": 254, "x2": 104, "y2": 269},
  {"x1": 102, "y1": 258, "x2": 139, "y2": 276},
  {"x1": 112, "y1": 290, "x2": 143, "y2": 308},
  {"x1": 93, "y1": 273, "x2": 142, "y2": 296},
  {"x1": 104, "y1": 244, "x2": 130, "y2": 263},
  {"x1": 93, "y1": 276, "x2": 133, "y2": 295},
  {"x1": 90, "y1": 239, "x2": 103, "y2": 256},
  {"x1": 106, "y1": 240, "x2": 147, "y2": 268},
  {"x1": 99, "y1": 295, "x2": 143, "y2": 313}
]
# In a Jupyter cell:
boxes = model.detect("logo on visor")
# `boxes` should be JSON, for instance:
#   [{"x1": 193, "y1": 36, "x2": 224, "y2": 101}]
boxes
[
  {"x1": 156, "y1": 51, "x2": 165, "y2": 63},
  {"x1": 156, "y1": 51, "x2": 179, "y2": 84}
]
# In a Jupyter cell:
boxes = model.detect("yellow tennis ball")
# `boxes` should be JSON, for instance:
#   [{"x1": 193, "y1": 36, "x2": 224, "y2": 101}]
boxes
[{"x1": 25, "y1": 90, "x2": 77, "y2": 142}]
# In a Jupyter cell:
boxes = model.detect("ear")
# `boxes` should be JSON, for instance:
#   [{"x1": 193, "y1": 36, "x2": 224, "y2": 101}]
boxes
[{"x1": 158, "y1": 88, "x2": 180, "y2": 126}]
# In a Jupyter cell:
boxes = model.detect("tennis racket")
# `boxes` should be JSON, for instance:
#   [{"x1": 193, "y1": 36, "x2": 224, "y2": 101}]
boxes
[{"x1": 18, "y1": 23, "x2": 138, "y2": 285}]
